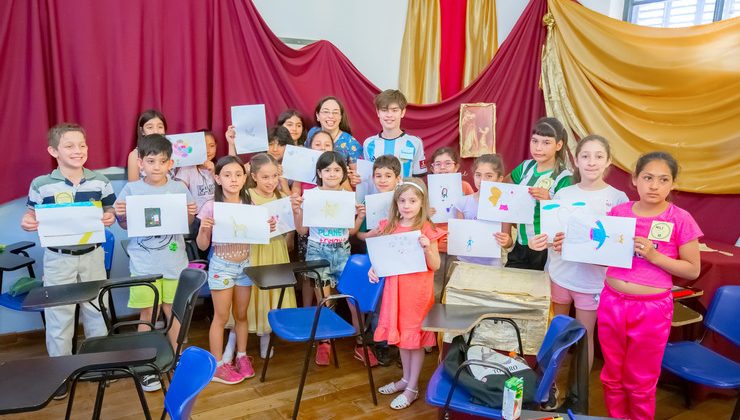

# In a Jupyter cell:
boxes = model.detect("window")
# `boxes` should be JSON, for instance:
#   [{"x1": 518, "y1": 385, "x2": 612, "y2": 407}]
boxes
[{"x1": 624, "y1": 0, "x2": 740, "y2": 27}]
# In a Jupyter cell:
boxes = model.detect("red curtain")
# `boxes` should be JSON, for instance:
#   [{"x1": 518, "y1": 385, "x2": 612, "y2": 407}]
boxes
[
  {"x1": 439, "y1": 0, "x2": 468, "y2": 99},
  {"x1": 1, "y1": 0, "x2": 736, "y2": 242}
]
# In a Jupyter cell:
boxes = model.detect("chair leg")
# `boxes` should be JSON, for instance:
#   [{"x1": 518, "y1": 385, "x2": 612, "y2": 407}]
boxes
[
  {"x1": 91, "y1": 380, "x2": 107, "y2": 420},
  {"x1": 292, "y1": 339, "x2": 315, "y2": 420},
  {"x1": 260, "y1": 333, "x2": 274, "y2": 382},
  {"x1": 71, "y1": 304, "x2": 80, "y2": 354},
  {"x1": 732, "y1": 394, "x2": 740, "y2": 420},
  {"x1": 682, "y1": 379, "x2": 692, "y2": 408},
  {"x1": 359, "y1": 336, "x2": 377, "y2": 405},
  {"x1": 65, "y1": 377, "x2": 80, "y2": 420},
  {"x1": 129, "y1": 371, "x2": 152, "y2": 420},
  {"x1": 330, "y1": 339, "x2": 339, "y2": 368}
]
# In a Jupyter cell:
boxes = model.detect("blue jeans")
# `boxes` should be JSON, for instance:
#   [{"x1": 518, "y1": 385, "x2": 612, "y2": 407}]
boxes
[{"x1": 305, "y1": 240, "x2": 350, "y2": 288}]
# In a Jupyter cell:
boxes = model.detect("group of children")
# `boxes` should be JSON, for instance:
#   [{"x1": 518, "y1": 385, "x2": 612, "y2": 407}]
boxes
[{"x1": 21, "y1": 89, "x2": 702, "y2": 419}]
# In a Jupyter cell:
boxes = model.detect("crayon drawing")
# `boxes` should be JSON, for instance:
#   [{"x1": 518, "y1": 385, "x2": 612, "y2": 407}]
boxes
[
  {"x1": 428, "y1": 173, "x2": 463, "y2": 223},
  {"x1": 562, "y1": 214, "x2": 636, "y2": 269},
  {"x1": 476, "y1": 181, "x2": 535, "y2": 224},
  {"x1": 166, "y1": 132, "x2": 207, "y2": 168},
  {"x1": 540, "y1": 200, "x2": 590, "y2": 242},
  {"x1": 366, "y1": 230, "x2": 427, "y2": 277},
  {"x1": 212, "y1": 202, "x2": 270, "y2": 244}
]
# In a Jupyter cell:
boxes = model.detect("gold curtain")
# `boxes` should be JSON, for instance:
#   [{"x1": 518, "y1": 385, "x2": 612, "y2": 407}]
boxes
[
  {"x1": 463, "y1": 0, "x2": 498, "y2": 87},
  {"x1": 399, "y1": 0, "x2": 442, "y2": 104},
  {"x1": 543, "y1": 0, "x2": 740, "y2": 194}
]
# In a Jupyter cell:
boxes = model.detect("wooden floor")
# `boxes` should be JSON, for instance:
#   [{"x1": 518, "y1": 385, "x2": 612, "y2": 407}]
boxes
[{"x1": 0, "y1": 318, "x2": 735, "y2": 419}]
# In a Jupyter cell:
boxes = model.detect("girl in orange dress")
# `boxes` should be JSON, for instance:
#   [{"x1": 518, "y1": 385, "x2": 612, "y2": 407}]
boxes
[{"x1": 367, "y1": 178, "x2": 444, "y2": 410}]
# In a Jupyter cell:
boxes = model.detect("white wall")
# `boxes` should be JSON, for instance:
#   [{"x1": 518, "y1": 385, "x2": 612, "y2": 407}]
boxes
[{"x1": 253, "y1": 0, "x2": 624, "y2": 91}]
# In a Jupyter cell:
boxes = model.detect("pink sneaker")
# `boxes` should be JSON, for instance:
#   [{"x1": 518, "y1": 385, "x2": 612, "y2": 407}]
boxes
[
  {"x1": 211, "y1": 363, "x2": 245, "y2": 385},
  {"x1": 235, "y1": 355, "x2": 255, "y2": 379},
  {"x1": 315, "y1": 342, "x2": 331, "y2": 366}
]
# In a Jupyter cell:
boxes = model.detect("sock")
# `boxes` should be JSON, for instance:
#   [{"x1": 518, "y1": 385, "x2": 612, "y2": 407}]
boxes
[
  {"x1": 236, "y1": 351, "x2": 247, "y2": 359},
  {"x1": 217, "y1": 360, "x2": 224, "y2": 367},
  {"x1": 222, "y1": 330, "x2": 236, "y2": 363},
  {"x1": 260, "y1": 334, "x2": 271, "y2": 358}
]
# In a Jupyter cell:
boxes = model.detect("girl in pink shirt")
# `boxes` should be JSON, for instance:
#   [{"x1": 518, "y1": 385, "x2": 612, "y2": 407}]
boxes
[{"x1": 556, "y1": 151, "x2": 702, "y2": 420}]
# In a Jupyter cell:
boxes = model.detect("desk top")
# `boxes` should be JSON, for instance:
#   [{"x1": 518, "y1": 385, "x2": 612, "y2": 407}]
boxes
[
  {"x1": 672, "y1": 301, "x2": 703, "y2": 327},
  {"x1": 23, "y1": 275, "x2": 162, "y2": 310},
  {"x1": 0, "y1": 347, "x2": 156, "y2": 414},
  {"x1": 422, "y1": 303, "x2": 543, "y2": 335},
  {"x1": 0, "y1": 252, "x2": 34, "y2": 271},
  {"x1": 244, "y1": 259, "x2": 329, "y2": 290}
]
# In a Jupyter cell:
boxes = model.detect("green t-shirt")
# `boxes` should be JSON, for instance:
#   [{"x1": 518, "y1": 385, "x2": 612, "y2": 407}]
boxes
[{"x1": 511, "y1": 159, "x2": 572, "y2": 245}]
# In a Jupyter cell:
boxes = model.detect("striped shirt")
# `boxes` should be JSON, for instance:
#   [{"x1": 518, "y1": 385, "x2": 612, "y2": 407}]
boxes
[
  {"x1": 363, "y1": 131, "x2": 427, "y2": 178},
  {"x1": 510, "y1": 160, "x2": 572, "y2": 245}
]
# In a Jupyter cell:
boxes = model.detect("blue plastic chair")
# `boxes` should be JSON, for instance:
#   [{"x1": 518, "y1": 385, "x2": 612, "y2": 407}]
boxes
[
  {"x1": 426, "y1": 315, "x2": 586, "y2": 418},
  {"x1": 662, "y1": 285, "x2": 740, "y2": 418},
  {"x1": 0, "y1": 242, "x2": 43, "y2": 321},
  {"x1": 261, "y1": 254, "x2": 385, "y2": 420},
  {"x1": 162, "y1": 346, "x2": 216, "y2": 420}
]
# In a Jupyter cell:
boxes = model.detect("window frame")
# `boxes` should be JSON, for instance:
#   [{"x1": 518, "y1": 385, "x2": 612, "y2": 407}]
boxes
[{"x1": 623, "y1": 0, "x2": 730, "y2": 26}]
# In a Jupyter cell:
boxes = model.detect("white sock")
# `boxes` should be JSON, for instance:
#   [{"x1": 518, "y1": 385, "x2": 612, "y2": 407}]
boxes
[
  {"x1": 223, "y1": 330, "x2": 236, "y2": 363},
  {"x1": 260, "y1": 334, "x2": 273, "y2": 358},
  {"x1": 236, "y1": 351, "x2": 247, "y2": 359},
  {"x1": 217, "y1": 359, "x2": 224, "y2": 367}
]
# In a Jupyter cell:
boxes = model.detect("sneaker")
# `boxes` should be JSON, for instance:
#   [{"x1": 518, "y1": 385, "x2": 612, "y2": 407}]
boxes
[
  {"x1": 315, "y1": 342, "x2": 331, "y2": 366},
  {"x1": 235, "y1": 355, "x2": 255, "y2": 379},
  {"x1": 53, "y1": 383, "x2": 69, "y2": 400},
  {"x1": 140, "y1": 374, "x2": 162, "y2": 392},
  {"x1": 541, "y1": 384, "x2": 559, "y2": 411},
  {"x1": 353, "y1": 345, "x2": 379, "y2": 367},
  {"x1": 211, "y1": 363, "x2": 245, "y2": 385}
]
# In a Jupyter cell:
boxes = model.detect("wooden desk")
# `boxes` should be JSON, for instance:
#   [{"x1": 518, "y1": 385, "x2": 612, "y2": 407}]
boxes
[
  {"x1": 22, "y1": 274, "x2": 162, "y2": 310},
  {"x1": 422, "y1": 303, "x2": 542, "y2": 336},
  {"x1": 0, "y1": 348, "x2": 156, "y2": 415},
  {"x1": 244, "y1": 259, "x2": 329, "y2": 307},
  {"x1": 672, "y1": 301, "x2": 703, "y2": 327}
]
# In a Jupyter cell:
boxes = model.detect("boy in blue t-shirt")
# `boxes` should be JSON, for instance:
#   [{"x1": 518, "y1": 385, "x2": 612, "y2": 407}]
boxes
[{"x1": 363, "y1": 89, "x2": 426, "y2": 179}]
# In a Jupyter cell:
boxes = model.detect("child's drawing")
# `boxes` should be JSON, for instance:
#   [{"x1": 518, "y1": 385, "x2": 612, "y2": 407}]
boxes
[
  {"x1": 447, "y1": 219, "x2": 502, "y2": 258},
  {"x1": 126, "y1": 194, "x2": 189, "y2": 238},
  {"x1": 428, "y1": 173, "x2": 463, "y2": 223},
  {"x1": 231, "y1": 216, "x2": 248, "y2": 239},
  {"x1": 262, "y1": 197, "x2": 296, "y2": 238},
  {"x1": 231, "y1": 104, "x2": 269, "y2": 154},
  {"x1": 212, "y1": 202, "x2": 270, "y2": 244},
  {"x1": 302, "y1": 189, "x2": 356, "y2": 229},
  {"x1": 540, "y1": 200, "x2": 589, "y2": 241},
  {"x1": 281, "y1": 145, "x2": 324, "y2": 184},
  {"x1": 166, "y1": 132, "x2": 208, "y2": 168},
  {"x1": 477, "y1": 181, "x2": 535, "y2": 224},
  {"x1": 366, "y1": 230, "x2": 427, "y2": 277},
  {"x1": 321, "y1": 201, "x2": 340, "y2": 219},
  {"x1": 144, "y1": 208, "x2": 162, "y2": 227},
  {"x1": 562, "y1": 214, "x2": 636, "y2": 269},
  {"x1": 365, "y1": 191, "x2": 394, "y2": 229}
]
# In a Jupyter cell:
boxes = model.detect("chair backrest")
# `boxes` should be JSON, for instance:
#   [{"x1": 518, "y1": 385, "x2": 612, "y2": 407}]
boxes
[
  {"x1": 102, "y1": 229, "x2": 115, "y2": 275},
  {"x1": 164, "y1": 346, "x2": 216, "y2": 420},
  {"x1": 704, "y1": 285, "x2": 740, "y2": 347},
  {"x1": 534, "y1": 315, "x2": 586, "y2": 402},
  {"x1": 171, "y1": 268, "x2": 208, "y2": 351},
  {"x1": 336, "y1": 254, "x2": 385, "y2": 314}
]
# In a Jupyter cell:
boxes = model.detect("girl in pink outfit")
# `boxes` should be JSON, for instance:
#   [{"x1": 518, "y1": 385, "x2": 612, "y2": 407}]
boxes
[{"x1": 556, "y1": 151, "x2": 702, "y2": 420}]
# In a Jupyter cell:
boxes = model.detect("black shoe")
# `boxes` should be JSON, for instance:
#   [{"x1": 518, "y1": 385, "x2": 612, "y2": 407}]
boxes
[
  {"x1": 541, "y1": 384, "x2": 559, "y2": 411},
  {"x1": 53, "y1": 383, "x2": 69, "y2": 400},
  {"x1": 375, "y1": 345, "x2": 392, "y2": 367}
]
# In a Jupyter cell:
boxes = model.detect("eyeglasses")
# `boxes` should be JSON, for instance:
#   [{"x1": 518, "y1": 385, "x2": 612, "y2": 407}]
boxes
[
  {"x1": 431, "y1": 160, "x2": 456, "y2": 169},
  {"x1": 319, "y1": 109, "x2": 341, "y2": 117}
]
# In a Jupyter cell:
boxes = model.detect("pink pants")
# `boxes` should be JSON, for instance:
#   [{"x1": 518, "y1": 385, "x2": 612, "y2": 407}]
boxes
[{"x1": 597, "y1": 283, "x2": 673, "y2": 420}]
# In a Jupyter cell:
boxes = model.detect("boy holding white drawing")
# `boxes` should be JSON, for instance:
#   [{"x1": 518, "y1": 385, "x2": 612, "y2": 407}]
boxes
[
  {"x1": 114, "y1": 134, "x2": 196, "y2": 392},
  {"x1": 21, "y1": 123, "x2": 117, "y2": 399}
]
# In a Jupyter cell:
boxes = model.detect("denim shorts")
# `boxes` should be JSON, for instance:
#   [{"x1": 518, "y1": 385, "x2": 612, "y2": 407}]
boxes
[
  {"x1": 305, "y1": 240, "x2": 350, "y2": 288},
  {"x1": 207, "y1": 255, "x2": 252, "y2": 290}
]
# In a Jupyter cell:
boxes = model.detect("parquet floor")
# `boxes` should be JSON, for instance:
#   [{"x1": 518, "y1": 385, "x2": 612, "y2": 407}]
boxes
[{"x1": 0, "y1": 318, "x2": 734, "y2": 419}]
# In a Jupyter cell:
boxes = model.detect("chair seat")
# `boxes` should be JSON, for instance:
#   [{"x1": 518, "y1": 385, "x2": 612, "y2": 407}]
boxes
[
  {"x1": 0, "y1": 292, "x2": 42, "y2": 312},
  {"x1": 662, "y1": 342, "x2": 740, "y2": 388},
  {"x1": 268, "y1": 307, "x2": 356, "y2": 342},
  {"x1": 79, "y1": 331, "x2": 175, "y2": 374},
  {"x1": 425, "y1": 364, "x2": 503, "y2": 417}
]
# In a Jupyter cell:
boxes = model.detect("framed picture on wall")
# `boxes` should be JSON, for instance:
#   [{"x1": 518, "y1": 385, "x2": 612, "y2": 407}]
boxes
[{"x1": 459, "y1": 103, "x2": 496, "y2": 158}]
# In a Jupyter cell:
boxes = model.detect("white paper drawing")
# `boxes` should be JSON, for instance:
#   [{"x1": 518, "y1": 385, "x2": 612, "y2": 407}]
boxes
[
  {"x1": 476, "y1": 181, "x2": 536, "y2": 224},
  {"x1": 302, "y1": 189, "x2": 356, "y2": 228},
  {"x1": 231, "y1": 104, "x2": 269, "y2": 154},
  {"x1": 447, "y1": 219, "x2": 502, "y2": 258},
  {"x1": 355, "y1": 159, "x2": 374, "y2": 183},
  {"x1": 428, "y1": 173, "x2": 464, "y2": 223},
  {"x1": 166, "y1": 132, "x2": 207, "y2": 168},
  {"x1": 125, "y1": 194, "x2": 190, "y2": 237},
  {"x1": 35, "y1": 202, "x2": 105, "y2": 247},
  {"x1": 540, "y1": 200, "x2": 592, "y2": 242},
  {"x1": 366, "y1": 230, "x2": 427, "y2": 277},
  {"x1": 262, "y1": 197, "x2": 296, "y2": 238},
  {"x1": 212, "y1": 202, "x2": 270, "y2": 244},
  {"x1": 281, "y1": 145, "x2": 324, "y2": 185},
  {"x1": 364, "y1": 191, "x2": 394, "y2": 230},
  {"x1": 562, "y1": 213, "x2": 636, "y2": 269}
]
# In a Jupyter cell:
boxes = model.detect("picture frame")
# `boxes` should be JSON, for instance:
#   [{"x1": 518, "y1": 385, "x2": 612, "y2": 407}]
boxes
[{"x1": 459, "y1": 103, "x2": 496, "y2": 158}]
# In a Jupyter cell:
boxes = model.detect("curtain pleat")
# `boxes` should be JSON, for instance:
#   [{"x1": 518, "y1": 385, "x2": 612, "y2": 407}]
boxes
[{"x1": 399, "y1": 0, "x2": 442, "y2": 104}]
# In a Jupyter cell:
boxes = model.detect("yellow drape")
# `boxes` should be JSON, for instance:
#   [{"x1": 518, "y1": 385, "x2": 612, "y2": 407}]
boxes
[
  {"x1": 543, "y1": 0, "x2": 740, "y2": 194},
  {"x1": 463, "y1": 0, "x2": 498, "y2": 87},
  {"x1": 399, "y1": 0, "x2": 442, "y2": 104}
]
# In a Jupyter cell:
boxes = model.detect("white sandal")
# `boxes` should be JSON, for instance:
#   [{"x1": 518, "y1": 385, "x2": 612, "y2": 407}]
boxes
[
  {"x1": 390, "y1": 388, "x2": 418, "y2": 410},
  {"x1": 378, "y1": 378, "x2": 408, "y2": 395}
]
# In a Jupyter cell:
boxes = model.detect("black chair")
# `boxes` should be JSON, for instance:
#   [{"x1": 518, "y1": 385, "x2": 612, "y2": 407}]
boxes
[{"x1": 66, "y1": 268, "x2": 207, "y2": 419}]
